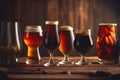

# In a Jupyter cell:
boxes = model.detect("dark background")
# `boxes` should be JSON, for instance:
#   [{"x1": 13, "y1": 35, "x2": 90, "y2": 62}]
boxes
[{"x1": 0, "y1": 0, "x2": 120, "y2": 57}]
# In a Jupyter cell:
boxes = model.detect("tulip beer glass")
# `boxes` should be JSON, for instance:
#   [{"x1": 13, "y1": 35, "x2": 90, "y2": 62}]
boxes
[
  {"x1": 0, "y1": 22, "x2": 22, "y2": 64},
  {"x1": 58, "y1": 26, "x2": 74, "y2": 65},
  {"x1": 74, "y1": 29, "x2": 93, "y2": 65},
  {"x1": 96, "y1": 23, "x2": 119, "y2": 64},
  {"x1": 24, "y1": 25, "x2": 43, "y2": 64},
  {"x1": 44, "y1": 21, "x2": 60, "y2": 66}
]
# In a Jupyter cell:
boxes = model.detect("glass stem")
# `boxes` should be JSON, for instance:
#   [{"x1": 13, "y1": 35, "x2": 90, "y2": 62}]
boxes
[
  {"x1": 63, "y1": 55, "x2": 69, "y2": 62},
  {"x1": 81, "y1": 54, "x2": 87, "y2": 62},
  {"x1": 28, "y1": 46, "x2": 40, "y2": 60},
  {"x1": 49, "y1": 51, "x2": 54, "y2": 64}
]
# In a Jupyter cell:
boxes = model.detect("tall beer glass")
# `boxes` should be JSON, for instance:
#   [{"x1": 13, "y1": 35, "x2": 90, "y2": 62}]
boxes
[
  {"x1": 0, "y1": 22, "x2": 22, "y2": 64},
  {"x1": 43, "y1": 21, "x2": 60, "y2": 66},
  {"x1": 58, "y1": 26, "x2": 74, "y2": 65},
  {"x1": 96, "y1": 23, "x2": 119, "y2": 64},
  {"x1": 24, "y1": 25, "x2": 43, "y2": 64}
]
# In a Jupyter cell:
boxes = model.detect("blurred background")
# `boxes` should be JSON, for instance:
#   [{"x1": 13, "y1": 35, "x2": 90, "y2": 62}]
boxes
[{"x1": 0, "y1": 0, "x2": 120, "y2": 57}]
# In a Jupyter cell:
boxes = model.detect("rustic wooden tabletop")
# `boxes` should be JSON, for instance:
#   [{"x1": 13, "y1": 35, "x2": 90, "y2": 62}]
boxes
[{"x1": 0, "y1": 56, "x2": 120, "y2": 80}]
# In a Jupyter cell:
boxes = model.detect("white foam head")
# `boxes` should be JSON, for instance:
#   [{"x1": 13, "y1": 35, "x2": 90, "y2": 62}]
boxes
[
  {"x1": 25, "y1": 25, "x2": 42, "y2": 32},
  {"x1": 45, "y1": 21, "x2": 58, "y2": 25},
  {"x1": 99, "y1": 23, "x2": 117, "y2": 26}
]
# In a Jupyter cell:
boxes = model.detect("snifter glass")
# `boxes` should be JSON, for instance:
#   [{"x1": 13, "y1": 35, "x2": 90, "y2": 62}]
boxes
[
  {"x1": 24, "y1": 25, "x2": 43, "y2": 64},
  {"x1": 58, "y1": 26, "x2": 74, "y2": 65},
  {"x1": 74, "y1": 29, "x2": 93, "y2": 65},
  {"x1": 43, "y1": 21, "x2": 60, "y2": 66},
  {"x1": 0, "y1": 22, "x2": 22, "y2": 64},
  {"x1": 96, "y1": 23, "x2": 119, "y2": 64}
]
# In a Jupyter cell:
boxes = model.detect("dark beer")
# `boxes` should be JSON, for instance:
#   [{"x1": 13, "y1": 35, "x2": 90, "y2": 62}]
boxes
[
  {"x1": 43, "y1": 21, "x2": 60, "y2": 66},
  {"x1": 74, "y1": 29, "x2": 93, "y2": 65},
  {"x1": 44, "y1": 21, "x2": 60, "y2": 53},
  {"x1": 74, "y1": 32, "x2": 93, "y2": 55}
]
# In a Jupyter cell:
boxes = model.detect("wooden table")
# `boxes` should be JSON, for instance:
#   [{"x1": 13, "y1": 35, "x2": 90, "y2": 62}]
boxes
[{"x1": 0, "y1": 56, "x2": 120, "y2": 80}]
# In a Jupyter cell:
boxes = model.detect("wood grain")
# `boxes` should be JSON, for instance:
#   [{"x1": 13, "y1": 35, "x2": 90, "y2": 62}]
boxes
[{"x1": 0, "y1": 57, "x2": 120, "y2": 80}]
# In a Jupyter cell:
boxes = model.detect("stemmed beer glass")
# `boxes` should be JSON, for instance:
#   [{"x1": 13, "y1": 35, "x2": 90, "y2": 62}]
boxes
[
  {"x1": 24, "y1": 25, "x2": 43, "y2": 64},
  {"x1": 74, "y1": 29, "x2": 93, "y2": 65},
  {"x1": 43, "y1": 21, "x2": 60, "y2": 66},
  {"x1": 58, "y1": 26, "x2": 74, "y2": 65}
]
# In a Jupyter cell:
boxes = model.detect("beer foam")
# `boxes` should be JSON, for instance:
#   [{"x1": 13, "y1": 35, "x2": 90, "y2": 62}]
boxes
[
  {"x1": 75, "y1": 29, "x2": 91, "y2": 36},
  {"x1": 45, "y1": 21, "x2": 58, "y2": 25},
  {"x1": 99, "y1": 23, "x2": 117, "y2": 26},
  {"x1": 60, "y1": 26, "x2": 73, "y2": 31},
  {"x1": 25, "y1": 25, "x2": 42, "y2": 32}
]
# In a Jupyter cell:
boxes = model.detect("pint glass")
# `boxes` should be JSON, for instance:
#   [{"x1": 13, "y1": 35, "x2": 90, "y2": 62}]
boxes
[{"x1": 96, "y1": 23, "x2": 119, "y2": 64}]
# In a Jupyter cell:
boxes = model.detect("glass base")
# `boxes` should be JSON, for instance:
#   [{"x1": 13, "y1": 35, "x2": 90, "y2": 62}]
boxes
[
  {"x1": 75, "y1": 60, "x2": 91, "y2": 65},
  {"x1": 44, "y1": 62, "x2": 56, "y2": 67},
  {"x1": 26, "y1": 60, "x2": 40, "y2": 64},
  {"x1": 57, "y1": 60, "x2": 74, "y2": 66},
  {"x1": 98, "y1": 59, "x2": 119, "y2": 65}
]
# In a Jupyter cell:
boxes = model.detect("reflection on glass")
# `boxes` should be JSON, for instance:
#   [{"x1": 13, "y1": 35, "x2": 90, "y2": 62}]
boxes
[
  {"x1": 24, "y1": 25, "x2": 43, "y2": 64},
  {"x1": 96, "y1": 23, "x2": 119, "y2": 64},
  {"x1": 0, "y1": 22, "x2": 22, "y2": 64},
  {"x1": 43, "y1": 21, "x2": 60, "y2": 66},
  {"x1": 58, "y1": 26, "x2": 74, "y2": 65},
  {"x1": 74, "y1": 29, "x2": 93, "y2": 65}
]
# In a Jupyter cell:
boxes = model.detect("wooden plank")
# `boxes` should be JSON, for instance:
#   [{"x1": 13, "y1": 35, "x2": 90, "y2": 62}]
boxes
[
  {"x1": 0, "y1": 57, "x2": 120, "y2": 80},
  {"x1": 7, "y1": 74, "x2": 104, "y2": 80}
]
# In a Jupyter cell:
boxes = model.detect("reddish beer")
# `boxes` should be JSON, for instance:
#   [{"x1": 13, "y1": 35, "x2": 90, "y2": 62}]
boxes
[
  {"x1": 59, "y1": 26, "x2": 74, "y2": 54},
  {"x1": 58, "y1": 26, "x2": 74, "y2": 64},
  {"x1": 24, "y1": 25, "x2": 43, "y2": 64},
  {"x1": 96, "y1": 23, "x2": 119, "y2": 64}
]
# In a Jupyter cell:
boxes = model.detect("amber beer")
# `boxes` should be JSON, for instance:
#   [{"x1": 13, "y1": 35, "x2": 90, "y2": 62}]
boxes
[
  {"x1": 58, "y1": 26, "x2": 74, "y2": 65},
  {"x1": 24, "y1": 25, "x2": 43, "y2": 64},
  {"x1": 59, "y1": 26, "x2": 74, "y2": 55},
  {"x1": 96, "y1": 23, "x2": 119, "y2": 64}
]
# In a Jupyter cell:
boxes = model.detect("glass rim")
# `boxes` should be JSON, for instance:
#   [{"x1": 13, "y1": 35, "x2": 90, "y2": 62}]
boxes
[
  {"x1": 60, "y1": 26, "x2": 73, "y2": 30},
  {"x1": 0, "y1": 21, "x2": 19, "y2": 24},
  {"x1": 74, "y1": 29, "x2": 91, "y2": 35},
  {"x1": 26, "y1": 25, "x2": 41, "y2": 27},
  {"x1": 45, "y1": 21, "x2": 58, "y2": 25},
  {"x1": 25, "y1": 25, "x2": 42, "y2": 32},
  {"x1": 99, "y1": 23, "x2": 117, "y2": 26},
  {"x1": 74, "y1": 28, "x2": 91, "y2": 31}
]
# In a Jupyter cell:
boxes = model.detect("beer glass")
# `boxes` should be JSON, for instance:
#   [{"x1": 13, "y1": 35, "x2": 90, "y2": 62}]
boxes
[
  {"x1": 74, "y1": 29, "x2": 93, "y2": 65},
  {"x1": 58, "y1": 26, "x2": 74, "y2": 65},
  {"x1": 43, "y1": 21, "x2": 60, "y2": 66},
  {"x1": 0, "y1": 22, "x2": 22, "y2": 64},
  {"x1": 96, "y1": 23, "x2": 119, "y2": 64},
  {"x1": 24, "y1": 25, "x2": 43, "y2": 64}
]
